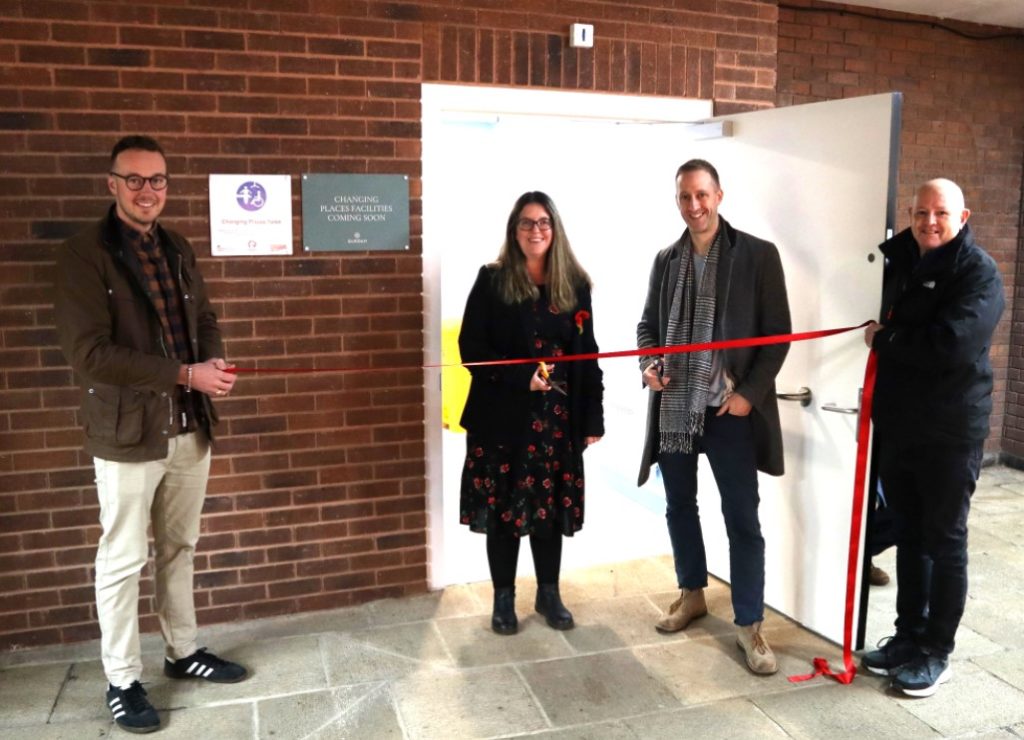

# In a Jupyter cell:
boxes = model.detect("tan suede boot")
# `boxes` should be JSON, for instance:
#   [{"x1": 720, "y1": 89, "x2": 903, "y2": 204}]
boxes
[
  {"x1": 736, "y1": 621, "x2": 777, "y2": 675},
  {"x1": 654, "y1": 588, "x2": 708, "y2": 633}
]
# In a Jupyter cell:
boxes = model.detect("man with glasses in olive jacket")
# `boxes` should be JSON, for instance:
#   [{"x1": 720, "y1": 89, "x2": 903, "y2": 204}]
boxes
[{"x1": 55, "y1": 136, "x2": 246, "y2": 734}]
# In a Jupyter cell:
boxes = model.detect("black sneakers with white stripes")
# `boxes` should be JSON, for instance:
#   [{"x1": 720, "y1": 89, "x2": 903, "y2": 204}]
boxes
[
  {"x1": 105, "y1": 649, "x2": 244, "y2": 733},
  {"x1": 106, "y1": 681, "x2": 160, "y2": 734},
  {"x1": 163, "y1": 647, "x2": 248, "y2": 683}
]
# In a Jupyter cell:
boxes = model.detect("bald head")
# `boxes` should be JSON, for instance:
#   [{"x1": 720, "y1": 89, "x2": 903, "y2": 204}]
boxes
[{"x1": 910, "y1": 179, "x2": 970, "y2": 254}]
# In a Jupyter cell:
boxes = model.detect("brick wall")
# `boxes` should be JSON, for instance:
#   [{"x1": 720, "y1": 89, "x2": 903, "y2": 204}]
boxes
[
  {"x1": 1015, "y1": 191, "x2": 1024, "y2": 463},
  {"x1": 0, "y1": 0, "x2": 779, "y2": 650},
  {"x1": 777, "y1": 0, "x2": 1024, "y2": 460}
]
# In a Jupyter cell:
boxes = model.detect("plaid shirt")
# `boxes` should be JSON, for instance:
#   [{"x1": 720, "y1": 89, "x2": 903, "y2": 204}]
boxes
[{"x1": 119, "y1": 218, "x2": 198, "y2": 432}]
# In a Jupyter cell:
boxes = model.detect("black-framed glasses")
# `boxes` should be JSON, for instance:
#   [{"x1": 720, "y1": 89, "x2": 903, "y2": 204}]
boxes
[
  {"x1": 516, "y1": 217, "x2": 552, "y2": 232},
  {"x1": 109, "y1": 172, "x2": 169, "y2": 191}
]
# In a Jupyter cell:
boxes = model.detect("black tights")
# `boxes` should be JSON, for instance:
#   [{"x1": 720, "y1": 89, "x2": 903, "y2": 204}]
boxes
[{"x1": 486, "y1": 533, "x2": 563, "y2": 589}]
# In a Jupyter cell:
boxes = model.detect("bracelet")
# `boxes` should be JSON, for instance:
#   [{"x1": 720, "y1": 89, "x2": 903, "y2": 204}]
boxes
[{"x1": 185, "y1": 364, "x2": 193, "y2": 393}]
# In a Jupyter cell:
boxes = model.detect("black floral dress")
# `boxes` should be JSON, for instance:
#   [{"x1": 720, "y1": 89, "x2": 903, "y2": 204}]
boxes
[{"x1": 460, "y1": 292, "x2": 585, "y2": 537}]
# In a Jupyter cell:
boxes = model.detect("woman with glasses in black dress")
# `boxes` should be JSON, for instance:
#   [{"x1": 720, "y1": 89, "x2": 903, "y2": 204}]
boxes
[{"x1": 458, "y1": 191, "x2": 604, "y2": 635}]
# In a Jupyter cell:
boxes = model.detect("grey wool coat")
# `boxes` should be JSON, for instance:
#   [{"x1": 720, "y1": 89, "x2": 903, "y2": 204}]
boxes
[{"x1": 636, "y1": 216, "x2": 791, "y2": 485}]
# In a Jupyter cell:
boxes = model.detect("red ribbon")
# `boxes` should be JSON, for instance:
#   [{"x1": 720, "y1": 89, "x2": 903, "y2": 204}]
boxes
[
  {"x1": 229, "y1": 322, "x2": 871, "y2": 374},
  {"x1": 229, "y1": 321, "x2": 877, "y2": 685},
  {"x1": 788, "y1": 349, "x2": 877, "y2": 685}
]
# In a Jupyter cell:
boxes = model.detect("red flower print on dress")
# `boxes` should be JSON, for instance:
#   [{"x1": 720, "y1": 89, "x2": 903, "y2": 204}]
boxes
[
  {"x1": 500, "y1": 463, "x2": 510, "y2": 473},
  {"x1": 563, "y1": 496, "x2": 573, "y2": 507},
  {"x1": 532, "y1": 420, "x2": 543, "y2": 432},
  {"x1": 537, "y1": 508, "x2": 547, "y2": 519},
  {"x1": 543, "y1": 478, "x2": 552, "y2": 489},
  {"x1": 474, "y1": 447, "x2": 483, "y2": 457},
  {"x1": 502, "y1": 511, "x2": 512, "y2": 522},
  {"x1": 574, "y1": 309, "x2": 590, "y2": 335}
]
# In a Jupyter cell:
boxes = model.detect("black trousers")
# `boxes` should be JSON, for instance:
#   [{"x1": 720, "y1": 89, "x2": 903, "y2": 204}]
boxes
[
  {"x1": 486, "y1": 533, "x2": 562, "y2": 589},
  {"x1": 876, "y1": 436, "x2": 983, "y2": 657}
]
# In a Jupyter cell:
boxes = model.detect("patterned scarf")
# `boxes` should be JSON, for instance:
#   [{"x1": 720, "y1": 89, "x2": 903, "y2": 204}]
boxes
[{"x1": 659, "y1": 229, "x2": 721, "y2": 453}]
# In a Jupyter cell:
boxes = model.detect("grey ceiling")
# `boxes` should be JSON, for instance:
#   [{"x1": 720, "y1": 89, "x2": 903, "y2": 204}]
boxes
[{"x1": 832, "y1": 0, "x2": 1024, "y2": 30}]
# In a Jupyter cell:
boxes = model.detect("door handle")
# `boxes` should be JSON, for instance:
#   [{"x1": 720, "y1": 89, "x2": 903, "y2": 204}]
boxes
[
  {"x1": 776, "y1": 387, "x2": 812, "y2": 407},
  {"x1": 821, "y1": 387, "x2": 864, "y2": 416},
  {"x1": 821, "y1": 403, "x2": 859, "y2": 414}
]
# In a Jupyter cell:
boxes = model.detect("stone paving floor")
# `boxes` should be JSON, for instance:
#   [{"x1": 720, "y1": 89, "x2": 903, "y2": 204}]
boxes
[{"x1": 2, "y1": 466, "x2": 1024, "y2": 739}]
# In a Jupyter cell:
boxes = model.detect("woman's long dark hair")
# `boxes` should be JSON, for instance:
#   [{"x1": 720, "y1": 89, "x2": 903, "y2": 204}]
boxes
[{"x1": 493, "y1": 191, "x2": 591, "y2": 312}]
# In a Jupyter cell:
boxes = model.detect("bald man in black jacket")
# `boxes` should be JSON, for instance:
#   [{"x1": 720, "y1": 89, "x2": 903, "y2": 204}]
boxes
[{"x1": 862, "y1": 178, "x2": 1004, "y2": 697}]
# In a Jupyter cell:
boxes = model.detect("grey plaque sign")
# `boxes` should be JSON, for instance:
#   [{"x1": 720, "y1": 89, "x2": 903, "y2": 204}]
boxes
[{"x1": 301, "y1": 173, "x2": 410, "y2": 252}]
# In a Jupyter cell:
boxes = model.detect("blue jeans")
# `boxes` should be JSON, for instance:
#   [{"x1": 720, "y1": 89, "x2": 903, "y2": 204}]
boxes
[
  {"x1": 657, "y1": 409, "x2": 765, "y2": 626},
  {"x1": 877, "y1": 437, "x2": 982, "y2": 657}
]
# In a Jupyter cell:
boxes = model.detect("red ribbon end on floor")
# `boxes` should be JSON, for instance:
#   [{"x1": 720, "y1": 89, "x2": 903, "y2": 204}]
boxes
[{"x1": 788, "y1": 349, "x2": 877, "y2": 686}]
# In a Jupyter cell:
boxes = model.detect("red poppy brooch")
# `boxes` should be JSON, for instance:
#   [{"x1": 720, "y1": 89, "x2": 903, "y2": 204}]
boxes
[{"x1": 574, "y1": 309, "x2": 590, "y2": 335}]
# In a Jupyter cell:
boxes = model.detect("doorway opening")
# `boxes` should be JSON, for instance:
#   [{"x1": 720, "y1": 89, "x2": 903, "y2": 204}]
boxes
[{"x1": 422, "y1": 85, "x2": 712, "y2": 588}]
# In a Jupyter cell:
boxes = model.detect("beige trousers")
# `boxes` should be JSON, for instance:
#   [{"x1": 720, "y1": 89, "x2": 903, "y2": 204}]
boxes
[{"x1": 93, "y1": 432, "x2": 211, "y2": 688}]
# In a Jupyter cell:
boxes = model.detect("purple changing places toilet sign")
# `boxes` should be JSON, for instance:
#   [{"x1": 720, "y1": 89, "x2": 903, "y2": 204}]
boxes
[
  {"x1": 236, "y1": 181, "x2": 267, "y2": 211},
  {"x1": 209, "y1": 174, "x2": 292, "y2": 257}
]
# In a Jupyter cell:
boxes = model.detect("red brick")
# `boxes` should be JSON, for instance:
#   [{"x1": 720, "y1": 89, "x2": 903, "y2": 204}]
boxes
[
  {"x1": 323, "y1": 571, "x2": 375, "y2": 590},
  {"x1": 211, "y1": 584, "x2": 267, "y2": 606},
  {"x1": 376, "y1": 564, "x2": 425, "y2": 586}
]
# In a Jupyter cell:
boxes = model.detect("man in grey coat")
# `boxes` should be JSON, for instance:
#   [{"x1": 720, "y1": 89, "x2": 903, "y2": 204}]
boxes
[{"x1": 637, "y1": 159, "x2": 791, "y2": 675}]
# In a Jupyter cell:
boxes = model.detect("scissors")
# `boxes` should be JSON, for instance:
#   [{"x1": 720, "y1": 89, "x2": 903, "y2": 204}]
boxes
[{"x1": 538, "y1": 361, "x2": 568, "y2": 395}]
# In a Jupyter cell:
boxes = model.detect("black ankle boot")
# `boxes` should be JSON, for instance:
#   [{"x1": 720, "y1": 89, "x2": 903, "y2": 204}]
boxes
[
  {"x1": 491, "y1": 586, "x2": 517, "y2": 635},
  {"x1": 535, "y1": 583, "x2": 574, "y2": 630}
]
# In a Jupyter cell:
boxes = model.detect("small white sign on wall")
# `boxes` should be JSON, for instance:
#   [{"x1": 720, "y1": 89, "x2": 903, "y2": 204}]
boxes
[{"x1": 209, "y1": 174, "x2": 293, "y2": 256}]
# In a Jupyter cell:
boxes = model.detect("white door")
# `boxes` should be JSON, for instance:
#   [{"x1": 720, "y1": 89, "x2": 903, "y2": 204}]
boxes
[
  {"x1": 422, "y1": 86, "x2": 898, "y2": 645},
  {"x1": 693, "y1": 94, "x2": 898, "y2": 643}
]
